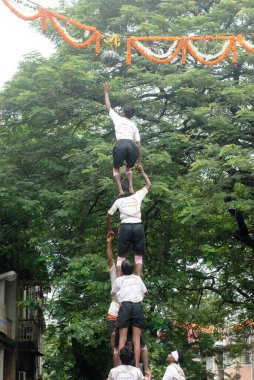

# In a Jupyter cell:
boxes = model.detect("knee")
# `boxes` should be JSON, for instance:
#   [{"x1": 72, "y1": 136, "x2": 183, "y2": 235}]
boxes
[
  {"x1": 117, "y1": 256, "x2": 126, "y2": 267},
  {"x1": 135, "y1": 255, "x2": 143, "y2": 265},
  {"x1": 113, "y1": 168, "x2": 120, "y2": 177},
  {"x1": 125, "y1": 166, "x2": 132, "y2": 175}
]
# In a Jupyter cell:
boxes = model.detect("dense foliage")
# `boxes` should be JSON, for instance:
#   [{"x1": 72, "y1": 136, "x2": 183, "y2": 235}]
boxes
[{"x1": 0, "y1": 0, "x2": 253, "y2": 379}]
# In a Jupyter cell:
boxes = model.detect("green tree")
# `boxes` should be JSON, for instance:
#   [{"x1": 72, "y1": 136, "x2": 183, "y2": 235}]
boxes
[{"x1": 0, "y1": 0, "x2": 253, "y2": 378}]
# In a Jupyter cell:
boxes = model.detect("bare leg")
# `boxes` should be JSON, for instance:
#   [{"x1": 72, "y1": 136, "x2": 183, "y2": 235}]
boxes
[
  {"x1": 135, "y1": 263, "x2": 142, "y2": 276},
  {"x1": 110, "y1": 332, "x2": 115, "y2": 351},
  {"x1": 116, "y1": 256, "x2": 126, "y2": 277},
  {"x1": 113, "y1": 349, "x2": 120, "y2": 367},
  {"x1": 141, "y1": 346, "x2": 150, "y2": 375},
  {"x1": 119, "y1": 327, "x2": 128, "y2": 357},
  {"x1": 113, "y1": 167, "x2": 124, "y2": 195},
  {"x1": 135, "y1": 255, "x2": 143, "y2": 277},
  {"x1": 132, "y1": 326, "x2": 141, "y2": 367},
  {"x1": 126, "y1": 167, "x2": 134, "y2": 194},
  {"x1": 127, "y1": 172, "x2": 134, "y2": 194}
]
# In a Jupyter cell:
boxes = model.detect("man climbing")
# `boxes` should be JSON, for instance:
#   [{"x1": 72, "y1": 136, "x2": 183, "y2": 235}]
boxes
[
  {"x1": 104, "y1": 81, "x2": 142, "y2": 195},
  {"x1": 106, "y1": 236, "x2": 151, "y2": 377},
  {"x1": 106, "y1": 165, "x2": 151, "y2": 277},
  {"x1": 111, "y1": 260, "x2": 148, "y2": 369}
]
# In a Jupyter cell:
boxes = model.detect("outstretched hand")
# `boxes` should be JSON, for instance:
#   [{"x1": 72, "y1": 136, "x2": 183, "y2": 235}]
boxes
[
  {"x1": 107, "y1": 234, "x2": 114, "y2": 243},
  {"x1": 107, "y1": 230, "x2": 115, "y2": 239},
  {"x1": 105, "y1": 81, "x2": 111, "y2": 93},
  {"x1": 135, "y1": 164, "x2": 144, "y2": 173}
]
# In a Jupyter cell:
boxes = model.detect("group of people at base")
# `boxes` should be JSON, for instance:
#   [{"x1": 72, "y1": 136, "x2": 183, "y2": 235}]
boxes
[
  {"x1": 104, "y1": 83, "x2": 185, "y2": 380},
  {"x1": 107, "y1": 346, "x2": 185, "y2": 380}
]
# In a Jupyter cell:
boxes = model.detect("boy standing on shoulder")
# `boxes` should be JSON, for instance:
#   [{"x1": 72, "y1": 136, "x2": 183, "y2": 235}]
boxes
[
  {"x1": 104, "y1": 81, "x2": 142, "y2": 195},
  {"x1": 111, "y1": 260, "x2": 148, "y2": 369},
  {"x1": 106, "y1": 165, "x2": 151, "y2": 277}
]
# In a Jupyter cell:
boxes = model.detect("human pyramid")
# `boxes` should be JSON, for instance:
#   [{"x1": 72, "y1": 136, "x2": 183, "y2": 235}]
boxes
[{"x1": 104, "y1": 83, "x2": 185, "y2": 380}]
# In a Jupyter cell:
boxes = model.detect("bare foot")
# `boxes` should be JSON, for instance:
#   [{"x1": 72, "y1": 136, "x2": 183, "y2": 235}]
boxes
[
  {"x1": 119, "y1": 190, "x2": 125, "y2": 196},
  {"x1": 129, "y1": 187, "x2": 135, "y2": 194}
]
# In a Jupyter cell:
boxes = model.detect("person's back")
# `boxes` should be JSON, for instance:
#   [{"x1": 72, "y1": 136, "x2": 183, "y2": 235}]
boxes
[
  {"x1": 107, "y1": 165, "x2": 151, "y2": 277},
  {"x1": 112, "y1": 273, "x2": 147, "y2": 303},
  {"x1": 108, "y1": 347, "x2": 148, "y2": 380},
  {"x1": 110, "y1": 187, "x2": 148, "y2": 224},
  {"x1": 109, "y1": 364, "x2": 144, "y2": 379}
]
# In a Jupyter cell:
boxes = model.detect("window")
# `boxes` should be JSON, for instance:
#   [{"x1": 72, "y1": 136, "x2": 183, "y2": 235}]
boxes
[
  {"x1": 240, "y1": 351, "x2": 251, "y2": 364},
  {"x1": 18, "y1": 371, "x2": 27, "y2": 380}
]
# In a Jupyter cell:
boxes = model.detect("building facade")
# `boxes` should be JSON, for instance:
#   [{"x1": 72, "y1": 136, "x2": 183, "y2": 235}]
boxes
[{"x1": 0, "y1": 272, "x2": 44, "y2": 380}]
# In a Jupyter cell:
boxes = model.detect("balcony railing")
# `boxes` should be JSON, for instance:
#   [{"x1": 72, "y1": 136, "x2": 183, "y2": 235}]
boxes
[{"x1": 18, "y1": 319, "x2": 40, "y2": 344}]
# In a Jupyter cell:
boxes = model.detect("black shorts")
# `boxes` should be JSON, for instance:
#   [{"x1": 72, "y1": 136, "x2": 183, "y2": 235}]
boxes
[
  {"x1": 117, "y1": 301, "x2": 145, "y2": 329},
  {"x1": 113, "y1": 139, "x2": 139, "y2": 169},
  {"x1": 114, "y1": 327, "x2": 146, "y2": 348},
  {"x1": 119, "y1": 223, "x2": 145, "y2": 256}
]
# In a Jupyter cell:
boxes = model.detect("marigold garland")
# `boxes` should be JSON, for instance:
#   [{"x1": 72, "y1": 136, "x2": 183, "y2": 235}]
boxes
[
  {"x1": 127, "y1": 35, "x2": 242, "y2": 65},
  {"x1": 3, "y1": 0, "x2": 100, "y2": 53},
  {"x1": 3, "y1": 0, "x2": 254, "y2": 66}
]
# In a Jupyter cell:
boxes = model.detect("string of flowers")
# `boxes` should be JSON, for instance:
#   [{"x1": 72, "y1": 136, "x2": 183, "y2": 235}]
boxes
[
  {"x1": 47, "y1": 10, "x2": 101, "y2": 52},
  {"x1": 2, "y1": 0, "x2": 101, "y2": 53},
  {"x1": 2, "y1": 0, "x2": 40, "y2": 20},
  {"x1": 237, "y1": 35, "x2": 254, "y2": 54},
  {"x1": 127, "y1": 35, "x2": 240, "y2": 65},
  {"x1": 134, "y1": 40, "x2": 179, "y2": 60},
  {"x1": 127, "y1": 36, "x2": 183, "y2": 65},
  {"x1": 2, "y1": 0, "x2": 254, "y2": 66},
  {"x1": 186, "y1": 38, "x2": 237, "y2": 65}
]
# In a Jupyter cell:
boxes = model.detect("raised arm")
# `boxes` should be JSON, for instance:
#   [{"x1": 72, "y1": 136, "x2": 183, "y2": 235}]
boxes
[
  {"x1": 135, "y1": 141, "x2": 142, "y2": 166},
  {"x1": 137, "y1": 165, "x2": 151, "y2": 189},
  {"x1": 106, "y1": 235, "x2": 114, "y2": 269},
  {"x1": 106, "y1": 213, "x2": 115, "y2": 238},
  {"x1": 104, "y1": 82, "x2": 111, "y2": 112}
]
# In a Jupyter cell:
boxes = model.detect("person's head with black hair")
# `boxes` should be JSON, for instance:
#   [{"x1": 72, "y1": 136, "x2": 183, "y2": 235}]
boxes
[
  {"x1": 119, "y1": 346, "x2": 135, "y2": 365},
  {"x1": 121, "y1": 259, "x2": 133, "y2": 275},
  {"x1": 122, "y1": 104, "x2": 135, "y2": 119},
  {"x1": 166, "y1": 350, "x2": 184, "y2": 365}
]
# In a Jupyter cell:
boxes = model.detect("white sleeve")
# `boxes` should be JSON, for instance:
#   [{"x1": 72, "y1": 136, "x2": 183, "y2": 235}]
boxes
[
  {"x1": 108, "y1": 200, "x2": 118, "y2": 216},
  {"x1": 111, "y1": 278, "x2": 120, "y2": 296},
  {"x1": 133, "y1": 126, "x2": 141, "y2": 142},
  {"x1": 135, "y1": 187, "x2": 148, "y2": 202},
  {"x1": 109, "y1": 108, "x2": 122, "y2": 124},
  {"x1": 140, "y1": 278, "x2": 147, "y2": 296}
]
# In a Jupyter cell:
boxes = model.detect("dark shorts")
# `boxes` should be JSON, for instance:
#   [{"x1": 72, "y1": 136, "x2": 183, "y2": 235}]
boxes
[
  {"x1": 113, "y1": 139, "x2": 139, "y2": 169},
  {"x1": 108, "y1": 319, "x2": 117, "y2": 335},
  {"x1": 119, "y1": 223, "x2": 145, "y2": 256},
  {"x1": 117, "y1": 301, "x2": 145, "y2": 329},
  {"x1": 114, "y1": 327, "x2": 146, "y2": 348}
]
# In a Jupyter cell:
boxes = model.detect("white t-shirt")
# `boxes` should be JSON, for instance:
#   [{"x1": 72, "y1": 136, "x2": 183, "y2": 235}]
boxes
[
  {"x1": 109, "y1": 109, "x2": 140, "y2": 142},
  {"x1": 108, "y1": 364, "x2": 145, "y2": 380},
  {"x1": 111, "y1": 274, "x2": 147, "y2": 303},
  {"x1": 162, "y1": 364, "x2": 185, "y2": 380},
  {"x1": 108, "y1": 188, "x2": 148, "y2": 224},
  {"x1": 108, "y1": 264, "x2": 120, "y2": 317}
]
